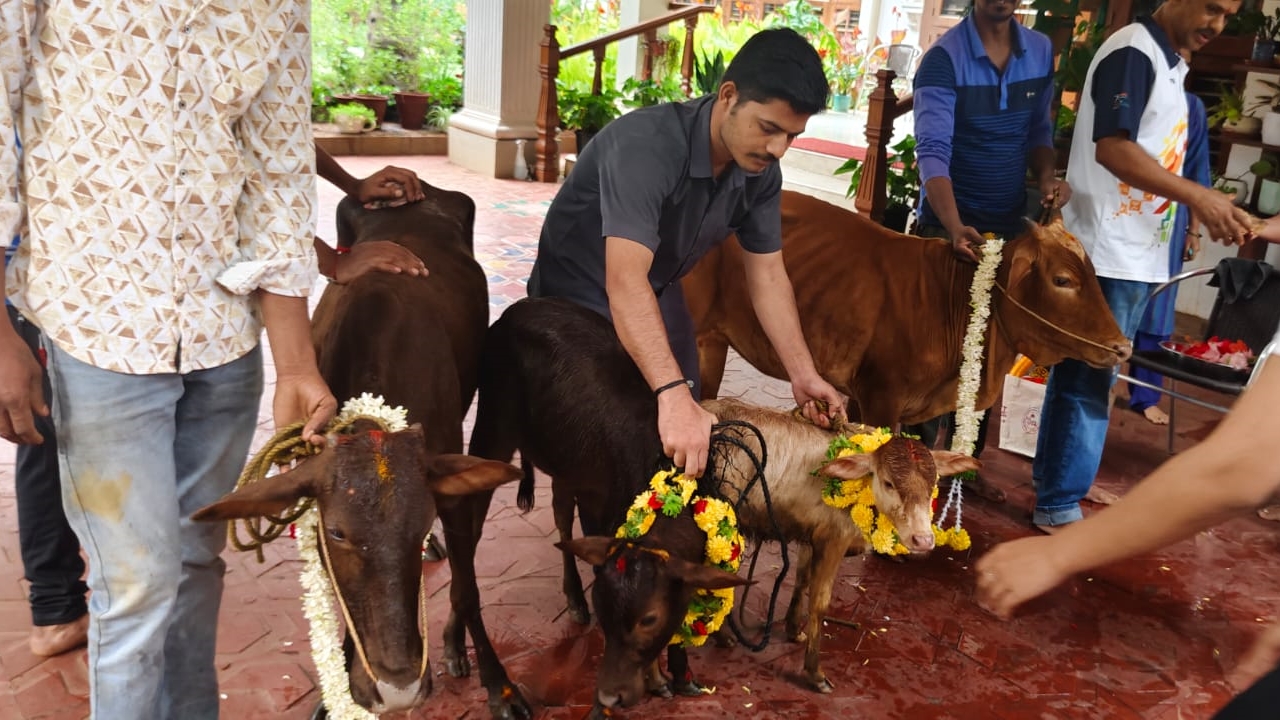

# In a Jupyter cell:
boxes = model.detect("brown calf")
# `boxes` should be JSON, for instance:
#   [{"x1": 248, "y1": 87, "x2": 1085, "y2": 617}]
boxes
[{"x1": 702, "y1": 399, "x2": 979, "y2": 692}]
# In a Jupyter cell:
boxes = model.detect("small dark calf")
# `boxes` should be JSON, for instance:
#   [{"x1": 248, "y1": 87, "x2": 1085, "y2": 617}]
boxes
[{"x1": 470, "y1": 297, "x2": 746, "y2": 718}]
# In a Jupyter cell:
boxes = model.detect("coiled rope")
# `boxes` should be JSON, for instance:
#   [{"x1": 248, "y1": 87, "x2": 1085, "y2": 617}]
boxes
[
  {"x1": 703, "y1": 419, "x2": 788, "y2": 653},
  {"x1": 227, "y1": 417, "x2": 365, "y2": 562}
]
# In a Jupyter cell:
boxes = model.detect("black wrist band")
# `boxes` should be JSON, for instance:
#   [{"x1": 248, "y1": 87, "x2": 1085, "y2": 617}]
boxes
[{"x1": 654, "y1": 378, "x2": 693, "y2": 397}]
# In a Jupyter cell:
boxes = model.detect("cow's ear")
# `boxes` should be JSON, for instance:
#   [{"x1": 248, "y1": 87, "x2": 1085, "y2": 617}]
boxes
[
  {"x1": 426, "y1": 454, "x2": 522, "y2": 496},
  {"x1": 557, "y1": 536, "x2": 616, "y2": 567},
  {"x1": 930, "y1": 451, "x2": 981, "y2": 478},
  {"x1": 192, "y1": 456, "x2": 325, "y2": 521},
  {"x1": 664, "y1": 555, "x2": 751, "y2": 590},
  {"x1": 818, "y1": 454, "x2": 875, "y2": 481},
  {"x1": 1006, "y1": 235, "x2": 1037, "y2": 290}
]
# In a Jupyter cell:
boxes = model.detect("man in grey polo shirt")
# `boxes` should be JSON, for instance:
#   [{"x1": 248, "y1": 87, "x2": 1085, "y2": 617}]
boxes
[{"x1": 528, "y1": 28, "x2": 846, "y2": 478}]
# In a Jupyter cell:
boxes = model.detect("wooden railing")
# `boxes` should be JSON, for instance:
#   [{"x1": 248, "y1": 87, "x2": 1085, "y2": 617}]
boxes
[
  {"x1": 854, "y1": 69, "x2": 913, "y2": 223},
  {"x1": 535, "y1": 4, "x2": 715, "y2": 182}
]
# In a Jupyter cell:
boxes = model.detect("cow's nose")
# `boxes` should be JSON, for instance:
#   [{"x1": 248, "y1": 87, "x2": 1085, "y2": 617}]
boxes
[
  {"x1": 1113, "y1": 340, "x2": 1133, "y2": 362},
  {"x1": 597, "y1": 690, "x2": 623, "y2": 708},
  {"x1": 909, "y1": 533, "x2": 936, "y2": 552}
]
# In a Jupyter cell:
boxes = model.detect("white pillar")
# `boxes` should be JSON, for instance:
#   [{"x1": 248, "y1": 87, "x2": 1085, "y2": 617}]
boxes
[
  {"x1": 616, "y1": 0, "x2": 670, "y2": 89},
  {"x1": 448, "y1": 0, "x2": 548, "y2": 178}
]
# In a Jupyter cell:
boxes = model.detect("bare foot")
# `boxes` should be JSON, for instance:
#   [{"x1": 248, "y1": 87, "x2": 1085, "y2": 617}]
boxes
[
  {"x1": 1257, "y1": 504, "x2": 1280, "y2": 522},
  {"x1": 29, "y1": 615, "x2": 88, "y2": 657},
  {"x1": 1084, "y1": 485, "x2": 1121, "y2": 505},
  {"x1": 1142, "y1": 406, "x2": 1169, "y2": 425}
]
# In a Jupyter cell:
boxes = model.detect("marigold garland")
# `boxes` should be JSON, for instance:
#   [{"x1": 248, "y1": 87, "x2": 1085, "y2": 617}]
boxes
[
  {"x1": 818, "y1": 429, "x2": 971, "y2": 554},
  {"x1": 297, "y1": 393, "x2": 409, "y2": 720},
  {"x1": 615, "y1": 469, "x2": 744, "y2": 647}
]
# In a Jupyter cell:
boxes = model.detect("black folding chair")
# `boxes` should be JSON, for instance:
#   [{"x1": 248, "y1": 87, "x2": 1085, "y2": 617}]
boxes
[{"x1": 1117, "y1": 260, "x2": 1280, "y2": 454}]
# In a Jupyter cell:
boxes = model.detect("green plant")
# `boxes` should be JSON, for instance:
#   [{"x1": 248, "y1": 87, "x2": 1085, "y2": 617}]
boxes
[
  {"x1": 764, "y1": 0, "x2": 838, "y2": 57},
  {"x1": 1209, "y1": 83, "x2": 1247, "y2": 127},
  {"x1": 1251, "y1": 152, "x2": 1280, "y2": 180},
  {"x1": 694, "y1": 49, "x2": 727, "y2": 96},
  {"x1": 329, "y1": 102, "x2": 377, "y2": 124},
  {"x1": 1246, "y1": 78, "x2": 1280, "y2": 115},
  {"x1": 1259, "y1": 6, "x2": 1280, "y2": 40},
  {"x1": 313, "y1": 0, "x2": 465, "y2": 101},
  {"x1": 621, "y1": 77, "x2": 685, "y2": 108},
  {"x1": 1055, "y1": 104, "x2": 1076, "y2": 133},
  {"x1": 834, "y1": 135, "x2": 920, "y2": 210},
  {"x1": 828, "y1": 54, "x2": 864, "y2": 96},
  {"x1": 557, "y1": 83, "x2": 623, "y2": 132},
  {"x1": 422, "y1": 73, "x2": 463, "y2": 110},
  {"x1": 426, "y1": 105, "x2": 453, "y2": 132},
  {"x1": 1056, "y1": 21, "x2": 1106, "y2": 95}
]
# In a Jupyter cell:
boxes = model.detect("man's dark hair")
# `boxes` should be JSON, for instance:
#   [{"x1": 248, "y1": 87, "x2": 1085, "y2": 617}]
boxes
[{"x1": 720, "y1": 28, "x2": 829, "y2": 115}]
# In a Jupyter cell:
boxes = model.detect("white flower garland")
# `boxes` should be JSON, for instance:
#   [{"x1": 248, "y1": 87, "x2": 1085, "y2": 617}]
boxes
[
  {"x1": 296, "y1": 393, "x2": 408, "y2": 720},
  {"x1": 937, "y1": 238, "x2": 1004, "y2": 534}
]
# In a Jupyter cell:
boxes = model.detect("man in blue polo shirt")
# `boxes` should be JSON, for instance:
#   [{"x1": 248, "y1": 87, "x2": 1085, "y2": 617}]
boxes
[
  {"x1": 907, "y1": 0, "x2": 1067, "y2": 501},
  {"x1": 1033, "y1": 0, "x2": 1256, "y2": 531},
  {"x1": 528, "y1": 28, "x2": 847, "y2": 479}
]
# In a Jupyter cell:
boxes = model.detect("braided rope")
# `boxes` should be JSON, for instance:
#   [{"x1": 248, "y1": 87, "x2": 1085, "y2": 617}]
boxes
[{"x1": 227, "y1": 417, "x2": 366, "y2": 562}]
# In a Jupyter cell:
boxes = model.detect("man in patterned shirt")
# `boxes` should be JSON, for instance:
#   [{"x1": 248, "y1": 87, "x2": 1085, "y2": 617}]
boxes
[{"x1": 1, "y1": 3, "x2": 335, "y2": 717}]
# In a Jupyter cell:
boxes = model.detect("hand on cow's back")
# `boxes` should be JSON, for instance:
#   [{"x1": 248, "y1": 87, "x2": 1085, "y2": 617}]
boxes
[
  {"x1": 335, "y1": 241, "x2": 429, "y2": 284},
  {"x1": 657, "y1": 388, "x2": 716, "y2": 478}
]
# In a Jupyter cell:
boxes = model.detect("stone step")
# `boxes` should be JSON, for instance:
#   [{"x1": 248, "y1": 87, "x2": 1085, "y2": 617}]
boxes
[
  {"x1": 782, "y1": 146, "x2": 859, "y2": 178},
  {"x1": 780, "y1": 164, "x2": 857, "y2": 212}
]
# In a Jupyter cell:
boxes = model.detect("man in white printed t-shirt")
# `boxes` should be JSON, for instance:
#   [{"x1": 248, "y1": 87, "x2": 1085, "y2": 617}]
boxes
[{"x1": 1030, "y1": 0, "x2": 1257, "y2": 531}]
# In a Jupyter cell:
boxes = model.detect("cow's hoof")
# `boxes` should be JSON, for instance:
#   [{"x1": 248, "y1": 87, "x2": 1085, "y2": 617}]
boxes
[
  {"x1": 585, "y1": 704, "x2": 610, "y2": 720},
  {"x1": 649, "y1": 682, "x2": 674, "y2": 699},
  {"x1": 567, "y1": 600, "x2": 591, "y2": 625},
  {"x1": 487, "y1": 683, "x2": 533, "y2": 720},
  {"x1": 672, "y1": 677, "x2": 708, "y2": 697},
  {"x1": 810, "y1": 674, "x2": 835, "y2": 694},
  {"x1": 422, "y1": 533, "x2": 447, "y2": 562},
  {"x1": 309, "y1": 702, "x2": 327, "y2": 720},
  {"x1": 788, "y1": 627, "x2": 807, "y2": 643},
  {"x1": 711, "y1": 628, "x2": 737, "y2": 648},
  {"x1": 442, "y1": 651, "x2": 471, "y2": 678}
]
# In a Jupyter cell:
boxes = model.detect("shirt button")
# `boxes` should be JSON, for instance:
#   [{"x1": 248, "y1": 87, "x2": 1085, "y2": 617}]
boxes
[
  {"x1": 176, "y1": 233, "x2": 185, "y2": 241},
  {"x1": 182, "y1": 25, "x2": 192, "y2": 33},
  {"x1": 178, "y1": 100, "x2": 187, "y2": 109},
  {"x1": 179, "y1": 169, "x2": 188, "y2": 177}
]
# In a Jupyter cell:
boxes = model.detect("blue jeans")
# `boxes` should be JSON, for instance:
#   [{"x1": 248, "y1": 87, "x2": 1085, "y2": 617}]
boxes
[
  {"x1": 1031, "y1": 277, "x2": 1155, "y2": 526},
  {"x1": 46, "y1": 344, "x2": 263, "y2": 720}
]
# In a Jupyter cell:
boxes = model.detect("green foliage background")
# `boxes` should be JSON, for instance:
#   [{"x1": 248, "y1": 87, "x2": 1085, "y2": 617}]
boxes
[{"x1": 312, "y1": 0, "x2": 465, "y2": 116}]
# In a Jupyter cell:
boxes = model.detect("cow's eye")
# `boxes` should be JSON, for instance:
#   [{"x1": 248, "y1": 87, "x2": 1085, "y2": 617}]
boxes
[
  {"x1": 327, "y1": 527, "x2": 347, "y2": 543},
  {"x1": 882, "y1": 480, "x2": 895, "y2": 491},
  {"x1": 1053, "y1": 275, "x2": 1072, "y2": 288},
  {"x1": 638, "y1": 613, "x2": 660, "y2": 629}
]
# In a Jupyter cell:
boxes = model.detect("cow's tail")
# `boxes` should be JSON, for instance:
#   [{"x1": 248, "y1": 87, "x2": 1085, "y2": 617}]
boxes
[{"x1": 516, "y1": 455, "x2": 536, "y2": 513}]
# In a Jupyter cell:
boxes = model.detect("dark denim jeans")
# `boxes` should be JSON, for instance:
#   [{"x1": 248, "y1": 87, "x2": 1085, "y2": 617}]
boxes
[
  {"x1": 8, "y1": 306, "x2": 87, "y2": 627},
  {"x1": 1031, "y1": 276, "x2": 1155, "y2": 526}
]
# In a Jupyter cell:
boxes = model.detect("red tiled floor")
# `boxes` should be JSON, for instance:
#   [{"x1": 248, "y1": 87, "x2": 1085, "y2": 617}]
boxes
[{"x1": 1, "y1": 155, "x2": 1278, "y2": 719}]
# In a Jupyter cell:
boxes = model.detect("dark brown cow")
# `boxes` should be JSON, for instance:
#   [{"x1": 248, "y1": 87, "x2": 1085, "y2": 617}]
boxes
[
  {"x1": 470, "y1": 297, "x2": 746, "y2": 720},
  {"x1": 197, "y1": 183, "x2": 527, "y2": 718},
  {"x1": 683, "y1": 191, "x2": 1132, "y2": 426}
]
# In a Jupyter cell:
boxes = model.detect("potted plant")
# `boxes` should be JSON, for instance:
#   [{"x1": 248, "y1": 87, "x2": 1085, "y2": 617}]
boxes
[
  {"x1": 392, "y1": 89, "x2": 432, "y2": 130},
  {"x1": 557, "y1": 84, "x2": 622, "y2": 151},
  {"x1": 828, "y1": 53, "x2": 864, "y2": 113},
  {"x1": 1211, "y1": 83, "x2": 1259, "y2": 136},
  {"x1": 834, "y1": 135, "x2": 921, "y2": 232},
  {"x1": 1250, "y1": 153, "x2": 1280, "y2": 215},
  {"x1": 621, "y1": 77, "x2": 684, "y2": 109},
  {"x1": 1251, "y1": 7, "x2": 1280, "y2": 64},
  {"x1": 329, "y1": 102, "x2": 377, "y2": 134},
  {"x1": 426, "y1": 105, "x2": 454, "y2": 133}
]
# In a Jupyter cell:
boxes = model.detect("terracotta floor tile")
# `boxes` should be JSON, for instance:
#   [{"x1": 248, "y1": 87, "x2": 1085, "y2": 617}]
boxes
[{"x1": 1, "y1": 155, "x2": 1277, "y2": 719}]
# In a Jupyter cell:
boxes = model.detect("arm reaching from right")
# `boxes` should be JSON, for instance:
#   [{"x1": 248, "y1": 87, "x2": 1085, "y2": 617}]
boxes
[{"x1": 975, "y1": 354, "x2": 1280, "y2": 618}]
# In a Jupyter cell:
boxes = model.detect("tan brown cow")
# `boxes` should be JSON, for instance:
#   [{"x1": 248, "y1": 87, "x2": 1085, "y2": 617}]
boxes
[{"x1": 683, "y1": 191, "x2": 1131, "y2": 427}]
